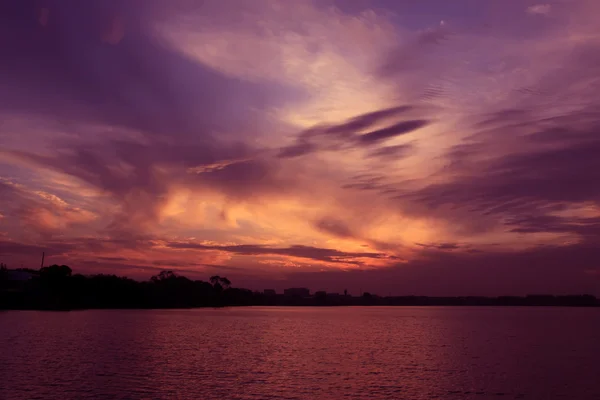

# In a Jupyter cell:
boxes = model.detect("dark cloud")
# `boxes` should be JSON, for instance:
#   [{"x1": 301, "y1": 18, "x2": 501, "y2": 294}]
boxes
[
  {"x1": 74, "y1": 259, "x2": 270, "y2": 282},
  {"x1": 97, "y1": 256, "x2": 131, "y2": 263},
  {"x1": 0, "y1": 239, "x2": 74, "y2": 257},
  {"x1": 359, "y1": 120, "x2": 429, "y2": 144},
  {"x1": 474, "y1": 108, "x2": 533, "y2": 129},
  {"x1": 192, "y1": 158, "x2": 290, "y2": 199},
  {"x1": 381, "y1": 37, "x2": 600, "y2": 238},
  {"x1": 282, "y1": 242, "x2": 600, "y2": 296},
  {"x1": 314, "y1": 217, "x2": 355, "y2": 239},
  {"x1": 367, "y1": 144, "x2": 414, "y2": 159},
  {"x1": 0, "y1": 0, "x2": 289, "y2": 139},
  {"x1": 0, "y1": 236, "x2": 162, "y2": 271},
  {"x1": 415, "y1": 242, "x2": 461, "y2": 250},
  {"x1": 413, "y1": 136, "x2": 600, "y2": 212},
  {"x1": 277, "y1": 141, "x2": 316, "y2": 158},
  {"x1": 279, "y1": 105, "x2": 421, "y2": 158},
  {"x1": 4, "y1": 233, "x2": 157, "y2": 256},
  {"x1": 5, "y1": 132, "x2": 288, "y2": 233},
  {"x1": 0, "y1": 0, "x2": 299, "y2": 233},
  {"x1": 396, "y1": 103, "x2": 600, "y2": 238},
  {"x1": 506, "y1": 214, "x2": 600, "y2": 237},
  {"x1": 313, "y1": 217, "x2": 399, "y2": 253},
  {"x1": 323, "y1": 106, "x2": 413, "y2": 137},
  {"x1": 341, "y1": 174, "x2": 399, "y2": 194},
  {"x1": 166, "y1": 241, "x2": 392, "y2": 265},
  {"x1": 72, "y1": 260, "x2": 181, "y2": 279}
]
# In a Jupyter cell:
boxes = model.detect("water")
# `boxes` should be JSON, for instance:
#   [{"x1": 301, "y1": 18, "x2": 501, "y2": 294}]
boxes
[{"x1": 1, "y1": 307, "x2": 599, "y2": 400}]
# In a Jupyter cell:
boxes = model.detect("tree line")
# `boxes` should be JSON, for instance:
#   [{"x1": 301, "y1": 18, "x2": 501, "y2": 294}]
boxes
[
  {"x1": 0, "y1": 264, "x2": 255, "y2": 310},
  {"x1": 1, "y1": 264, "x2": 598, "y2": 310}
]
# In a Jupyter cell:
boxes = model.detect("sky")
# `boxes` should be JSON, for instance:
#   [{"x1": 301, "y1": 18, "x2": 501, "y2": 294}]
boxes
[{"x1": 1, "y1": 0, "x2": 600, "y2": 296}]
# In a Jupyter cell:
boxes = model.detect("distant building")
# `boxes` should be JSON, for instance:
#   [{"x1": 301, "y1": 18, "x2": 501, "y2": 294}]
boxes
[
  {"x1": 7, "y1": 269, "x2": 36, "y2": 281},
  {"x1": 327, "y1": 293, "x2": 340, "y2": 298},
  {"x1": 263, "y1": 289, "x2": 276, "y2": 296},
  {"x1": 284, "y1": 287, "x2": 310, "y2": 297}
]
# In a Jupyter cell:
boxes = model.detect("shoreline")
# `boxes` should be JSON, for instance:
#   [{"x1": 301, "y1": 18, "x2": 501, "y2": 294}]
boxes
[{"x1": 2, "y1": 303, "x2": 599, "y2": 311}]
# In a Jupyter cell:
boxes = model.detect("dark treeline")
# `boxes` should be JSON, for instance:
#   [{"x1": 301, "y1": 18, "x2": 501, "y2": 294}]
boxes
[
  {"x1": 1, "y1": 264, "x2": 598, "y2": 310},
  {"x1": 0, "y1": 265, "x2": 256, "y2": 310}
]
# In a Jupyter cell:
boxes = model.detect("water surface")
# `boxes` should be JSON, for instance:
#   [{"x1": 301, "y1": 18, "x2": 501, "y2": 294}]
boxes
[{"x1": 1, "y1": 307, "x2": 599, "y2": 399}]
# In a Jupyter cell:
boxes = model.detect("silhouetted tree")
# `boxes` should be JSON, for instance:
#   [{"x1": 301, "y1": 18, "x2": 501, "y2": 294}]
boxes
[
  {"x1": 220, "y1": 277, "x2": 231, "y2": 289},
  {"x1": 33, "y1": 264, "x2": 74, "y2": 310},
  {"x1": 151, "y1": 270, "x2": 177, "y2": 283},
  {"x1": 315, "y1": 291, "x2": 327, "y2": 306},
  {"x1": 2, "y1": 264, "x2": 598, "y2": 310},
  {"x1": 0, "y1": 263, "x2": 8, "y2": 289},
  {"x1": 39, "y1": 264, "x2": 72, "y2": 280},
  {"x1": 210, "y1": 275, "x2": 231, "y2": 291}
]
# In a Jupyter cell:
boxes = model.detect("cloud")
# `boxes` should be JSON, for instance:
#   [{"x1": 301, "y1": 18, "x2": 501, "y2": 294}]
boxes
[
  {"x1": 157, "y1": 0, "x2": 399, "y2": 128},
  {"x1": 283, "y1": 241, "x2": 600, "y2": 296},
  {"x1": 165, "y1": 241, "x2": 394, "y2": 266},
  {"x1": 408, "y1": 116, "x2": 600, "y2": 216},
  {"x1": 527, "y1": 4, "x2": 552, "y2": 15},
  {"x1": 359, "y1": 120, "x2": 430, "y2": 144},
  {"x1": 0, "y1": 179, "x2": 97, "y2": 236},
  {"x1": 0, "y1": 0, "x2": 302, "y2": 237},
  {"x1": 0, "y1": 1, "x2": 288, "y2": 139},
  {"x1": 277, "y1": 141, "x2": 316, "y2": 158},
  {"x1": 367, "y1": 144, "x2": 414, "y2": 159},
  {"x1": 313, "y1": 216, "x2": 400, "y2": 253},
  {"x1": 323, "y1": 106, "x2": 414, "y2": 137},
  {"x1": 278, "y1": 105, "x2": 426, "y2": 158},
  {"x1": 415, "y1": 242, "x2": 462, "y2": 250},
  {"x1": 0, "y1": 239, "x2": 74, "y2": 258},
  {"x1": 314, "y1": 217, "x2": 355, "y2": 239}
]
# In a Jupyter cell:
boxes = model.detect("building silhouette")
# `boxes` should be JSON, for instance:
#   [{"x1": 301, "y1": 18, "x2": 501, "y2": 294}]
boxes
[{"x1": 283, "y1": 287, "x2": 310, "y2": 297}]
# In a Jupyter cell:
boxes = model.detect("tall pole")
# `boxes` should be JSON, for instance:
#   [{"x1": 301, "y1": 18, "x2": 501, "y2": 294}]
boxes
[{"x1": 40, "y1": 252, "x2": 45, "y2": 269}]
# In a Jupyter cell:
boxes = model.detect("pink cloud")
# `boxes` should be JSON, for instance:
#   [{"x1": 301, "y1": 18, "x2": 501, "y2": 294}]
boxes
[{"x1": 527, "y1": 4, "x2": 552, "y2": 15}]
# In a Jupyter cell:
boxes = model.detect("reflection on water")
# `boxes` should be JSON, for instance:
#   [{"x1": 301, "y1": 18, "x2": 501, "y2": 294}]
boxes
[{"x1": 1, "y1": 307, "x2": 599, "y2": 399}]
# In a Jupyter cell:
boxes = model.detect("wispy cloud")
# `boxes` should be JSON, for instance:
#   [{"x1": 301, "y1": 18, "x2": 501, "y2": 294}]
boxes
[{"x1": 527, "y1": 4, "x2": 552, "y2": 15}]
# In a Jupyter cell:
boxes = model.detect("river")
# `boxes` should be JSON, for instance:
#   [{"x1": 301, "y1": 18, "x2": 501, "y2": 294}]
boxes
[{"x1": 1, "y1": 307, "x2": 599, "y2": 399}]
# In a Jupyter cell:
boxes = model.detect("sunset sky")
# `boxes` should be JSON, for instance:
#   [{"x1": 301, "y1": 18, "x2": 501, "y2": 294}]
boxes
[{"x1": 2, "y1": 0, "x2": 600, "y2": 295}]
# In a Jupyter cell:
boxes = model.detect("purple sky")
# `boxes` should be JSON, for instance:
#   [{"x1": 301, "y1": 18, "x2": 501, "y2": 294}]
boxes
[{"x1": 1, "y1": 0, "x2": 600, "y2": 295}]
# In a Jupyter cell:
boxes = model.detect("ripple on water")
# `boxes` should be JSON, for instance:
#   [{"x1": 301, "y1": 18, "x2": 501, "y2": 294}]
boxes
[{"x1": 1, "y1": 307, "x2": 600, "y2": 399}]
